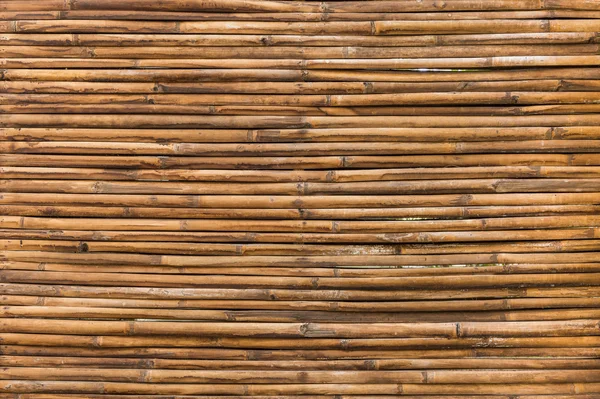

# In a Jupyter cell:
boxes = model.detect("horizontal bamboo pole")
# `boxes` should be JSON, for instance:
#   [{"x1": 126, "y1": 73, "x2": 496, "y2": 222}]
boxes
[
  {"x1": 0, "y1": 154, "x2": 353, "y2": 169},
  {"x1": 5, "y1": 259, "x2": 600, "y2": 277},
  {"x1": 2, "y1": 343, "x2": 598, "y2": 360},
  {"x1": 0, "y1": 318, "x2": 460, "y2": 338},
  {"x1": 7, "y1": 166, "x2": 600, "y2": 187},
  {"x1": 1, "y1": 267, "x2": 598, "y2": 289},
  {"x1": 2, "y1": 265, "x2": 600, "y2": 290},
  {"x1": 2, "y1": 205, "x2": 600, "y2": 220},
  {"x1": 4, "y1": 193, "x2": 599, "y2": 208},
  {"x1": 4, "y1": 68, "x2": 600, "y2": 83},
  {"x1": 4, "y1": 44, "x2": 600, "y2": 59},
  {"x1": 3, "y1": 252, "x2": 600, "y2": 271},
  {"x1": 5, "y1": 262, "x2": 600, "y2": 280},
  {"x1": 2, "y1": 32, "x2": 599, "y2": 47},
  {"x1": 0, "y1": 395, "x2": 589, "y2": 399},
  {"x1": 4, "y1": 214, "x2": 600, "y2": 232},
  {"x1": 1, "y1": 355, "x2": 598, "y2": 371},
  {"x1": 3, "y1": 179, "x2": 600, "y2": 195},
  {"x1": 4, "y1": 8, "x2": 600, "y2": 21},
  {"x1": 9, "y1": 19, "x2": 599, "y2": 35},
  {"x1": 2, "y1": 380, "x2": 600, "y2": 395},
  {"x1": 4, "y1": 103, "x2": 600, "y2": 116},
  {"x1": 3, "y1": 9, "x2": 600, "y2": 22},
  {"x1": 3, "y1": 293, "x2": 599, "y2": 312},
  {"x1": 5, "y1": 92, "x2": 600, "y2": 107},
  {"x1": 7, "y1": 0, "x2": 600, "y2": 13},
  {"x1": 5, "y1": 141, "x2": 600, "y2": 156},
  {"x1": 0, "y1": 344, "x2": 459, "y2": 359},
  {"x1": 4, "y1": 114, "x2": 600, "y2": 128},
  {"x1": 348, "y1": 154, "x2": 599, "y2": 168},
  {"x1": 4, "y1": 282, "x2": 598, "y2": 300},
  {"x1": 2, "y1": 367, "x2": 600, "y2": 384},
  {"x1": 0, "y1": 154, "x2": 583, "y2": 168},
  {"x1": 7, "y1": 166, "x2": 600, "y2": 182},
  {"x1": 0, "y1": 394, "x2": 329, "y2": 399},
  {"x1": 3, "y1": 80, "x2": 600, "y2": 96},
  {"x1": 2, "y1": 305, "x2": 599, "y2": 322},
  {"x1": 3, "y1": 56, "x2": 600, "y2": 70},
  {"x1": 21, "y1": 0, "x2": 600, "y2": 13},
  {"x1": 375, "y1": 19, "x2": 600, "y2": 35},
  {"x1": 4, "y1": 239, "x2": 600, "y2": 256},
  {"x1": 1, "y1": 318, "x2": 599, "y2": 339}
]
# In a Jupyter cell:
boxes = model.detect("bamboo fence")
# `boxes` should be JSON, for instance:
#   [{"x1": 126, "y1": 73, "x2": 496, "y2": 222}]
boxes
[{"x1": 1, "y1": 0, "x2": 600, "y2": 397}]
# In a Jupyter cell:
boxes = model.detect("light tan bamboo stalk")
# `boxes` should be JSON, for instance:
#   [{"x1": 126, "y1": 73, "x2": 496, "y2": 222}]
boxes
[
  {"x1": 5, "y1": 20, "x2": 372, "y2": 35},
  {"x1": 374, "y1": 19, "x2": 600, "y2": 35},
  {"x1": 1, "y1": 305, "x2": 599, "y2": 322},
  {"x1": 3, "y1": 80, "x2": 600, "y2": 95},
  {"x1": 4, "y1": 261, "x2": 600, "y2": 280},
  {"x1": 4, "y1": 103, "x2": 600, "y2": 116},
  {"x1": 1, "y1": 268, "x2": 598, "y2": 289},
  {"x1": 7, "y1": 10, "x2": 594, "y2": 22},
  {"x1": 1, "y1": 344, "x2": 597, "y2": 360},
  {"x1": 4, "y1": 192, "x2": 598, "y2": 208},
  {"x1": 3, "y1": 9, "x2": 599, "y2": 21},
  {"x1": 53, "y1": 0, "x2": 600, "y2": 13},
  {"x1": 0, "y1": 318, "x2": 460, "y2": 338},
  {"x1": 3, "y1": 32, "x2": 598, "y2": 47},
  {"x1": 5, "y1": 44, "x2": 600, "y2": 59},
  {"x1": 4, "y1": 67, "x2": 600, "y2": 83},
  {"x1": 4, "y1": 153, "x2": 593, "y2": 168},
  {"x1": 5, "y1": 259, "x2": 600, "y2": 276},
  {"x1": 5, "y1": 92, "x2": 600, "y2": 106},
  {"x1": 5, "y1": 166, "x2": 600, "y2": 182},
  {"x1": 0, "y1": 10, "x2": 61, "y2": 19},
  {"x1": 4, "y1": 238, "x2": 600, "y2": 256},
  {"x1": 2, "y1": 367, "x2": 599, "y2": 384},
  {"x1": 1, "y1": 380, "x2": 600, "y2": 395},
  {"x1": 4, "y1": 114, "x2": 600, "y2": 128},
  {"x1": 4, "y1": 215, "x2": 600, "y2": 233},
  {"x1": 4, "y1": 56, "x2": 600, "y2": 70},
  {"x1": 2, "y1": 205, "x2": 600, "y2": 220},
  {"x1": 3, "y1": 252, "x2": 600, "y2": 271},
  {"x1": 3, "y1": 294, "x2": 598, "y2": 312},
  {"x1": 6, "y1": 0, "x2": 598, "y2": 14},
  {"x1": 3, "y1": 282, "x2": 597, "y2": 301},
  {"x1": 1, "y1": 355, "x2": 597, "y2": 371},
  {"x1": 0, "y1": 154, "x2": 351, "y2": 169},
  {"x1": 305, "y1": 68, "x2": 600, "y2": 82},
  {"x1": 348, "y1": 154, "x2": 599, "y2": 167},
  {"x1": 10, "y1": 140, "x2": 600, "y2": 156},
  {"x1": 3, "y1": 178, "x2": 600, "y2": 195}
]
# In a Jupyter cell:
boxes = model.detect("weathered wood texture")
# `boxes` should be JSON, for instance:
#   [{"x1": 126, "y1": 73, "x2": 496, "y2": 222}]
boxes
[{"x1": 1, "y1": 0, "x2": 600, "y2": 397}]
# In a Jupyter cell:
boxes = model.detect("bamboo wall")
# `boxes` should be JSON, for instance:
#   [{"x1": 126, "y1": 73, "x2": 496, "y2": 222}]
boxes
[{"x1": 1, "y1": 0, "x2": 600, "y2": 397}]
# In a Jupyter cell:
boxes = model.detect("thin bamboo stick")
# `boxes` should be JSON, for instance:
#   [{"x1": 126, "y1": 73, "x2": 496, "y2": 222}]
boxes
[
  {"x1": 1, "y1": 355, "x2": 598, "y2": 370},
  {"x1": 4, "y1": 81, "x2": 600, "y2": 95},
  {"x1": 4, "y1": 68, "x2": 600, "y2": 82},
  {"x1": 3, "y1": 33, "x2": 599, "y2": 47},
  {"x1": 3, "y1": 193, "x2": 598, "y2": 208},
  {"x1": 3, "y1": 282, "x2": 598, "y2": 300}
]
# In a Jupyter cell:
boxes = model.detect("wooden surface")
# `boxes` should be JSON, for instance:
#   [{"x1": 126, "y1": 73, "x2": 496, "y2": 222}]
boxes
[{"x1": 1, "y1": 0, "x2": 600, "y2": 397}]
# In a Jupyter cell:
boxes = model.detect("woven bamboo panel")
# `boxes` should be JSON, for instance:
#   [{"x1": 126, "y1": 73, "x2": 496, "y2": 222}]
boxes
[{"x1": 1, "y1": 0, "x2": 600, "y2": 397}]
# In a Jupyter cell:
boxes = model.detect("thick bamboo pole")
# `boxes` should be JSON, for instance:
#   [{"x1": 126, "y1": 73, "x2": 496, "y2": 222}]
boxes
[
  {"x1": 3, "y1": 215, "x2": 600, "y2": 232},
  {"x1": 4, "y1": 67, "x2": 600, "y2": 82}
]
